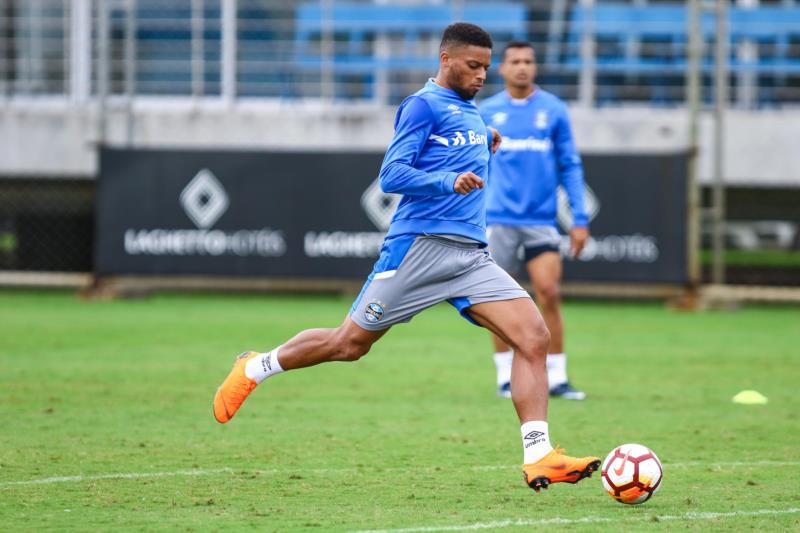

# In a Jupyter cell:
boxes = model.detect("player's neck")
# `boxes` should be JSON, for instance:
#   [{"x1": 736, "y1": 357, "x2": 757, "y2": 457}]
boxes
[
  {"x1": 506, "y1": 85, "x2": 536, "y2": 100},
  {"x1": 432, "y1": 76, "x2": 452, "y2": 93}
]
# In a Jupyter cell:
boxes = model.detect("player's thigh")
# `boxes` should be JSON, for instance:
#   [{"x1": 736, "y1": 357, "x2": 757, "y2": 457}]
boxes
[
  {"x1": 526, "y1": 251, "x2": 563, "y2": 297},
  {"x1": 487, "y1": 224, "x2": 523, "y2": 274},
  {"x1": 466, "y1": 297, "x2": 549, "y2": 353},
  {"x1": 351, "y1": 236, "x2": 456, "y2": 330}
]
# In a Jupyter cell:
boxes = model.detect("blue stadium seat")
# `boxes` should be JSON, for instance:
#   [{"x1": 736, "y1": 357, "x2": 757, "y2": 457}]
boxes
[
  {"x1": 294, "y1": 2, "x2": 527, "y2": 94},
  {"x1": 729, "y1": 9, "x2": 800, "y2": 74},
  {"x1": 565, "y1": 4, "x2": 800, "y2": 103},
  {"x1": 132, "y1": 3, "x2": 222, "y2": 95}
]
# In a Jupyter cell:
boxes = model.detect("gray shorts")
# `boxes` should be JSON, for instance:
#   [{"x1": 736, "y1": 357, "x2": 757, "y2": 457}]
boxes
[
  {"x1": 350, "y1": 235, "x2": 530, "y2": 331},
  {"x1": 487, "y1": 224, "x2": 561, "y2": 275}
]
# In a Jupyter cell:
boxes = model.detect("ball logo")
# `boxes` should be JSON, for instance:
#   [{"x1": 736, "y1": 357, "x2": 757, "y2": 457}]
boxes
[
  {"x1": 364, "y1": 301, "x2": 385, "y2": 323},
  {"x1": 613, "y1": 450, "x2": 631, "y2": 476}
]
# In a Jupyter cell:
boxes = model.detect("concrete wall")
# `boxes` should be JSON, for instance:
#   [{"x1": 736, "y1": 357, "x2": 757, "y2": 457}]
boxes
[{"x1": 2, "y1": 98, "x2": 799, "y2": 187}]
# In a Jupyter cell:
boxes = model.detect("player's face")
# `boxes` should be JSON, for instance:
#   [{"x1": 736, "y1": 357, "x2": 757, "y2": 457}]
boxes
[
  {"x1": 500, "y1": 46, "x2": 536, "y2": 90},
  {"x1": 441, "y1": 45, "x2": 492, "y2": 100}
]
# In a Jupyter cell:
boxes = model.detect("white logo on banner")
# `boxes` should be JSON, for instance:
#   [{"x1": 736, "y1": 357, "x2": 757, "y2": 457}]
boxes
[
  {"x1": 556, "y1": 184, "x2": 600, "y2": 231},
  {"x1": 304, "y1": 178, "x2": 397, "y2": 259},
  {"x1": 557, "y1": 184, "x2": 660, "y2": 263},
  {"x1": 361, "y1": 178, "x2": 399, "y2": 231},
  {"x1": 179, "y1": 169, "x2": 229, "y2": 229},
  {"x1": 124, "y1": 169, "x2": 285, "y2": 258}
]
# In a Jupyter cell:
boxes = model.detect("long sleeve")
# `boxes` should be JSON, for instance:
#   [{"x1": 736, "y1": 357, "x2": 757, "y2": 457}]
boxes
[
  {"x1": 553, "y1": 105, "x2": 588, "y2": 227},
  {"x1": 379, "y1": 96, "x2": 458, "y2": 196}
]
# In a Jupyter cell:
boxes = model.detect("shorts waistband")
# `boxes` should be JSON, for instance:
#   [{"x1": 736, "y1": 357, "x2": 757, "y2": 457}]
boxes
[{"x1": 421, "y1": 234, "x2": 483, "y2": 249}]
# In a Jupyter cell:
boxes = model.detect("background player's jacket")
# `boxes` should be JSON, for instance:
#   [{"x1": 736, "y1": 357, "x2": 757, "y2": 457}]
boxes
[
  {"x1": 479, "y1": 88, "x2": 587, "y2": 228},
  {"x1": 379, "y1": 79, "x2": 492, "y2": 244}
]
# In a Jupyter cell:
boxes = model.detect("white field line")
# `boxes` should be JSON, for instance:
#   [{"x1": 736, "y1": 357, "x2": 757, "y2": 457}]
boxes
[
  {"x1": 0, "y1": 467, "x2": 234, "y2": 487},
  {"x1": 1, "y1": 460, "x2": 798, "y2": 488},
  {"x1": 351, "y1": 508, "x2": 800, "y2": 533}
]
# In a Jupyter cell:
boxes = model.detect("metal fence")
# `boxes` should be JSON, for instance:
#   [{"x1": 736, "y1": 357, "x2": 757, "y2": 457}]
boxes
[
  {"x1": 0, "y1": 177, "x2": 93, "y2": 273},
  {"x1": 1, "y1": 0, "x2": 799, "y2": 294},
  {"x1": 2, "y1": 0, "x2": 800, "y2": 106}
]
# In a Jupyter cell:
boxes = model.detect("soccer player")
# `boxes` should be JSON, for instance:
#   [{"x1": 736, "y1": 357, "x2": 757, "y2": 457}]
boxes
[
  {"x1": 213, "y1": 24, "x2": 599, "y2": 492},
  {"x1": 479, "y1": 42, "x2": 589, "y2": 401}
]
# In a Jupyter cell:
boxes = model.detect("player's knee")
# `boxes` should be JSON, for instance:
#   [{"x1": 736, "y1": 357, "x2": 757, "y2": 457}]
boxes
[
  {"x1": 537, "y1": 283, "x2": 561, "y2": 307},
  {"x1": 342, "y1": 340, "x2": 371, "y2": 362},
  {"x1": 513, "y1": 321, "x2": 550, "y2": 360}
]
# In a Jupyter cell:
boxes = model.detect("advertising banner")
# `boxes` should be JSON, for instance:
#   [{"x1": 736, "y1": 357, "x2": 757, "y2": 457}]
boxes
[{"x1": 96, "y1": 148, "x2": 687, "y2": 283}]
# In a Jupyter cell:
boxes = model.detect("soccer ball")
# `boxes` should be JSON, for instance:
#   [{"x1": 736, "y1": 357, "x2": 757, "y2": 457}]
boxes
[{"x1": 601, "y1": 443, "x2": 663, "y2": 505}]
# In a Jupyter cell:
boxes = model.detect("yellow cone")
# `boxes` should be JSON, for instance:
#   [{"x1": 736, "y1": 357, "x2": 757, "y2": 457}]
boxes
[{"x1": 732, "y1": 390, "x2": 768, "y2": 405}]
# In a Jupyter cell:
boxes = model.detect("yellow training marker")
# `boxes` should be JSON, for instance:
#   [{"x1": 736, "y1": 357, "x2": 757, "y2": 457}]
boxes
[{"x1": 732, "y1": 390, "x2": 768, "y2": 405}]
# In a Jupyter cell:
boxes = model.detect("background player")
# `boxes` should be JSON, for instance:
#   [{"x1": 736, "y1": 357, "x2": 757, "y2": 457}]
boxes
[
  {"x1": 213, "y1": 24, "x2": 599, "y2": 492},
  {"x1": 480, "y1": 42, "x2": 589, "y2": 401}
]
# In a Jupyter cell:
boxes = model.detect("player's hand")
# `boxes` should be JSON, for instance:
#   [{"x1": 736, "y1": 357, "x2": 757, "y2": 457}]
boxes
[
  {"x1": 570, "y1": 227, "x2": 589, "y2": 258},
  {"x1": 489, "y1": 127, "x2": 502, "y2": 154},
  {"x1": 453, "y1": 172, "x2": 484, "y2": 195}
]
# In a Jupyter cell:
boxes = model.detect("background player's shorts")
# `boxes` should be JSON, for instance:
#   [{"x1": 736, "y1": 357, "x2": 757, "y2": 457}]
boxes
[
  {"x1": 350, "y1": 235, "x2": 530, "y2": 331},
  {"x1": 487, "y1": 224, "x2": 561, "y2": 275}
]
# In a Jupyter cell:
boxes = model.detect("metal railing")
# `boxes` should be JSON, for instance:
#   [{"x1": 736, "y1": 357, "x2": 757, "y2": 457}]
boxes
[
  {"x1": 2, "y1": 0, "x2": 800, "y2": 106},
  {"x1": 1, "y1": 0, "x2": 799, "y2": 293}
]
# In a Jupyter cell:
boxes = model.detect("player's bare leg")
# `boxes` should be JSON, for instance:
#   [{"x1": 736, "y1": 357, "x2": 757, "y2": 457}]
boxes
[
  {"x1": 276, "y1": 317, "x2": 388, "y2": 369},
  {"x1": 468, "y1": 298, "x2": 598, "y2": 492},
  {"x1": 213, "y1": 318, "x2": 387, "y2": 423},
  {"x1": 527, "y1": 252, "x2": 563, "y2": 353},
  {"x1": 527, "y1": 252, "x2": 585, "y2": 400},
  {"x1": 469, "y1": 298, "x2": 550, "y2": 421}
]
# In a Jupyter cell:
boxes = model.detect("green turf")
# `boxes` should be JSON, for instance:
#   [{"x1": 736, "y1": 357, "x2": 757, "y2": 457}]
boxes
[
  {"x1": 700, "y1": 248, "x2": 800, "y2": 268},
  {"x1": 1, "y1": 290, "x2": 798, "y2": 532}
]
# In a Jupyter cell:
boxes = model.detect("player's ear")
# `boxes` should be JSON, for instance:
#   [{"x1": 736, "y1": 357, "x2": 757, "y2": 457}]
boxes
[{"x1": 440, "y1": 49, "x2": 450, "y2": 69}]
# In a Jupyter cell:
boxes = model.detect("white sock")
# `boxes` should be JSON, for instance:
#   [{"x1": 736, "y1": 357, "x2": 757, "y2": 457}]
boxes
[
  {"x1": 521, "y1": 420, "x2": 553, "y2": 464},
  {"x1": 244, "y1": 347, "x2": 284, "y2": 384},
  {"x1": 546, "y1": 353, "x2": 568, "y2": 388},
  {"x1": 493, "y1": 351, "x2": 513, "y2": 386}
]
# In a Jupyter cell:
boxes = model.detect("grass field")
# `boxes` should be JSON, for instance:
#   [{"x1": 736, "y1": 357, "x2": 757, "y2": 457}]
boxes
[
  {"x1": 1, "y1": 290, "x2": 799, "y2": 532},
  {"x1": 700, "y1": 249, "x2": 800, "y2": 268}
]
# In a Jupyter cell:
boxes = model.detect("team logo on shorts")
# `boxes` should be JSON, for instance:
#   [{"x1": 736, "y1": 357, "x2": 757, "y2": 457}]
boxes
[{"x1": 364, "y1": 301, "x2": 385, "y2": 323}]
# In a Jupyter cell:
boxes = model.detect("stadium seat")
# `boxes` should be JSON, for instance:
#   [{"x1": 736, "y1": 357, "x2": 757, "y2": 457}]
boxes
[
  {"x1": 293, "y1": 2, "x2": 526, "y2": 99},
  {"x1": 564, "y1": 3, "x2": 800, "y2": 104}
]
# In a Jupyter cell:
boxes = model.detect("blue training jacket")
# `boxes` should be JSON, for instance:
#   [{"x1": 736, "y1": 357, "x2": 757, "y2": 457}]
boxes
[
  {"x1": 479, "y1": 88, "x2": 587, "y2": 228},
  {"x1": 379, "y1": 79, "x2": 493, "y2": 244}
]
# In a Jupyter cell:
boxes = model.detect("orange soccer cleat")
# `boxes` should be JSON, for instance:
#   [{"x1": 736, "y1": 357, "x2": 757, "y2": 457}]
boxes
[
  {"x1": 522, "y1": 447, "x2": 601, "y2": 492},
  {"x1": 213, "y1": 351, "x2": 260, "y2": 424}
]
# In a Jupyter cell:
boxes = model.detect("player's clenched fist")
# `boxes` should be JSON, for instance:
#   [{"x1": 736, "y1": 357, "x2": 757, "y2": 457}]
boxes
[
  {"x1": 489, "y1": 127, "x2": 502, "y2": 154},
  {"x1": 454, "y1": 172, "x2": 484, "y2": 194}
]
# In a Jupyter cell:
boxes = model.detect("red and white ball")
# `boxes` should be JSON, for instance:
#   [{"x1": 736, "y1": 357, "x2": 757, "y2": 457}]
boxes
[{"x1": 601, "y1": 443, "x2": 663, "y2": 505}]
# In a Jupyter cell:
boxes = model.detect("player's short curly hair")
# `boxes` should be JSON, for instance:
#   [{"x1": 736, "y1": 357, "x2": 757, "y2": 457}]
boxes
[{"x1": 439, "y1": 23, "x2": 493, "y2": 52}]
